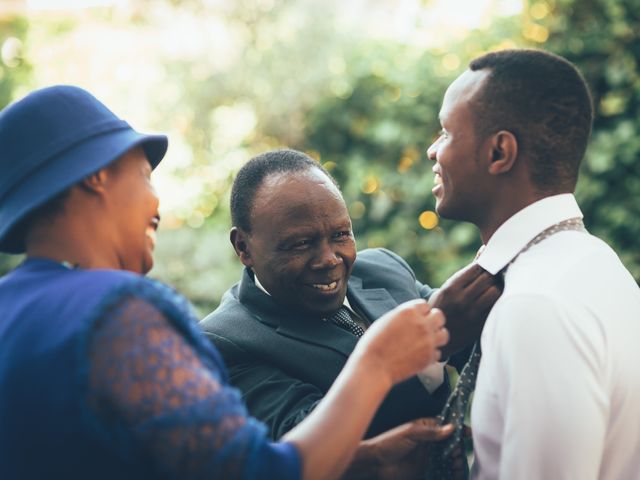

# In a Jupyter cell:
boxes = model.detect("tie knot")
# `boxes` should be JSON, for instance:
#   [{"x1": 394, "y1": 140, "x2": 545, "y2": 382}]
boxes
[{"x1": 329, "y1": 307, "x2": 365, "y2": 337}]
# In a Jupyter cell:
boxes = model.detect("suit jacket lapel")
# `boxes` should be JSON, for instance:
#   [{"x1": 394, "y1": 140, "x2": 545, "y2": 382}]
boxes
[
  {"x1": 277, "y1": 317, "x2": 357, "y2": 358},
  {"x1": 347, "y1": 274, "x2": 399, "y2": 322},
  {"x1": 238, "y1": 267, "x2": 357, "y2": 357}
]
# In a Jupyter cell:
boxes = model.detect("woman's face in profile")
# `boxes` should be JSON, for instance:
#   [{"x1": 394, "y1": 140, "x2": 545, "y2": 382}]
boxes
[{"x1": 104, "y1": 147, "x2": 160, "y2": 274}]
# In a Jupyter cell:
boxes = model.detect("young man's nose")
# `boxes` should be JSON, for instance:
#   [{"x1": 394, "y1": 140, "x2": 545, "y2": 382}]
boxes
[{"x1": 427, "y1": 142, "x2": 438, "y2": 161}]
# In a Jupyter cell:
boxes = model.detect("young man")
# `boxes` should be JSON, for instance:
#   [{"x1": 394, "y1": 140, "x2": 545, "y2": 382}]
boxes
[{"x1": 428, "y1": 48, "x2": 640, "y2": 479}]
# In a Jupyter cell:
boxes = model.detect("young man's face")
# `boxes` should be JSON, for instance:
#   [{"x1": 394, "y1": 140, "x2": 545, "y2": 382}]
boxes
[
  {"x1": 235, "y1": 168, "x2": 357, "y2": 318},
  {"x1": 427, "y1": 69, "x2": 493, "y2": 224}
]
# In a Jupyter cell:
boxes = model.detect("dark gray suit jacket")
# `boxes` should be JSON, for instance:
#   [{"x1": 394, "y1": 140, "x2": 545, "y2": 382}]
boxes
[{"x1": 200, "y1": 248, "x2": 450, "y2": 439}]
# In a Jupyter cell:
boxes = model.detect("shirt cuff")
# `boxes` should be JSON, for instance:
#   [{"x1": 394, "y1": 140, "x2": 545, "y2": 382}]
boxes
[{"x1": 416, "y1": 361, "x2": 446, "y2": 393}]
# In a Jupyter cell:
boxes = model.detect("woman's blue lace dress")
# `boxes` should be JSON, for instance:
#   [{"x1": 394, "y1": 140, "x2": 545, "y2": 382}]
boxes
[{"x1": 0, "y1": 258, "x2": 301, "y2": 479}]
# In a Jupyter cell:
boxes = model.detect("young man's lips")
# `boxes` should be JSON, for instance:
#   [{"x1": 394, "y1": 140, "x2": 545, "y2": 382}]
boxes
[{"x1": 432, "y1": 173, "x2": 443, "y2": 196}]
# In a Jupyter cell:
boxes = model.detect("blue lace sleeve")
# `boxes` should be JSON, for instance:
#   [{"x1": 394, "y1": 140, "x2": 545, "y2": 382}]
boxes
[{"x1": 85, "y1": 292, "x2": 301, "y2": 480}]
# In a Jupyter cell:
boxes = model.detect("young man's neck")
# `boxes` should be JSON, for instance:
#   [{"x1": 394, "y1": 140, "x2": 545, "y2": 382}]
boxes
[{"x1": 478, "y1": 190, "x2": 549, "y2": 245}]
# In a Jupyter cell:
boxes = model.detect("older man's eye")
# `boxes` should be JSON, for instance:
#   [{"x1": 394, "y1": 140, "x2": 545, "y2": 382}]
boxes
[
  {"x1": 291, "y1": 239, "x2": 311, "y2": 249},
  {"x1": 333, "y1": 231, "x2": 353, "y2": 240}
]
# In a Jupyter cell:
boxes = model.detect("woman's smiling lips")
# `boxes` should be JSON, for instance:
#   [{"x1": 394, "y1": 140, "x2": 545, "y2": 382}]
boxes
[{"x1": 146, "y1": 215, "x2": 160, "y2": 250}]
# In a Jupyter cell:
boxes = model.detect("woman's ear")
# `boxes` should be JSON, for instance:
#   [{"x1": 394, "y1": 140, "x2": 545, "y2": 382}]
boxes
[
  {"x1": 80, "y1": 169, "x2": 109, "y2": 195},
  {"x1": 230, "y1": 227, "x2": 253, "y2": 267},
  {"x1": 487, "y1": 130, "x2": 518, "y2": 176}
]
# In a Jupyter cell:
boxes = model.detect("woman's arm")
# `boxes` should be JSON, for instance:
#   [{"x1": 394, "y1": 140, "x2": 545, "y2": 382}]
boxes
[{"x1": 87, "y1": 295, "x2": 447, "y2": 480}]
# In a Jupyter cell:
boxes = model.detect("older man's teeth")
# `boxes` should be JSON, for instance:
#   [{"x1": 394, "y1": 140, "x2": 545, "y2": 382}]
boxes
[{"x1": 312, "y1": 281, "x2": 337, "y2": 291}]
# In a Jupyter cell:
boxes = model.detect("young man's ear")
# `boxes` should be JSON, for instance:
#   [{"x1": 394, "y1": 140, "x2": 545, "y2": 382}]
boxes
[
  {"x1": 487, "y1": 130, "x2": 518, "y2": 175},
  {"x1": 230, "y1": 227, "x2": 253, "y2": 267}
]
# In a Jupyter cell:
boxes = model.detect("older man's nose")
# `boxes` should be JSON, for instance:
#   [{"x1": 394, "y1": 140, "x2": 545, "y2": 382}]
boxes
[{"x1": 311, "y1": 242, "x2": 341, "y2": 269}]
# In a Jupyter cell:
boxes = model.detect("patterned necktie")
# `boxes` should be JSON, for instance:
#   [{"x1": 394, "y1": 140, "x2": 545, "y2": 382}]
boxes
[
  {"x1": 425, "y1": 217, "x2": 587, "y2": 479},
  {"x1": 329, "y1": 306, "x2": 365, "y2": 337}
]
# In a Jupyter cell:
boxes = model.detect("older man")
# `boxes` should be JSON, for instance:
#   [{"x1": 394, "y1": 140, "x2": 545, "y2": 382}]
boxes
[
  {"x1": 201, "y1": 149, "x2": 500, "y2": 478},
  {"x1": 428, "y1": 49, "x2": 640, "y2": 479}
]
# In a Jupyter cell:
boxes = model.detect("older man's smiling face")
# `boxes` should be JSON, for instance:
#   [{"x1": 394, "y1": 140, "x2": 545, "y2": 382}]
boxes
[{"x1": 238, "y1": 167, "x2": 356, "y2": 318}]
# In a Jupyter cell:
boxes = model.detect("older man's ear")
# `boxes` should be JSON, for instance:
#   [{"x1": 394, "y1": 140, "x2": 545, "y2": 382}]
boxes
[{"x1": 230, "y1": 227, "x2": 254, "y2": 267}]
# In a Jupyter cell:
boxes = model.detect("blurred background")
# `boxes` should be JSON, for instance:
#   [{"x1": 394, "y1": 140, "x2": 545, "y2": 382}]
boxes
[{"x1": 1, "y1": 0, "x2": 639, "y2": 315}]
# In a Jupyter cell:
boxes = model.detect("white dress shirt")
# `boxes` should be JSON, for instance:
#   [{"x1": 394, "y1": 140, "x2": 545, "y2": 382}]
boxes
[
  {"x1": 254, "y1": 273, "x2": 445, "y2": 393},
  {"x1": 471, "y1": 194, "x2": 640, "y2": 479}
]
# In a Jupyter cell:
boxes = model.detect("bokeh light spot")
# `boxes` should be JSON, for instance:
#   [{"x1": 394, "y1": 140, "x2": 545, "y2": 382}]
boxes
[
  {"x1": 362, "y1": 176, "x2": 380, "y2": 194},
  {"x1": 530, "y1": 2, "x2": 550, "y2": 20},
  {"x1": 323, "y1": 160, "x2": 337, "y2": 171},
  {"x1": 523, "y1": 23, "x2": 549, "y2": 43},
  {"x1": 397, "y1": 155, "x2": 415, "y2": 173},
  {"x1": 1, "y1": 37, "x2": 23, "y2": 68},
  {"x1": 350, "y1": 201, "x2": 366, "y2": 219},
  {"x1": 419, "y1": 210, "x2": 439, "y2": 230},
  {"x1": 187, "y1": 211, "x2": 205, "y2": 229},
  {"x1": 442, "y1": 53, "x2": 460, "y2": 71}
]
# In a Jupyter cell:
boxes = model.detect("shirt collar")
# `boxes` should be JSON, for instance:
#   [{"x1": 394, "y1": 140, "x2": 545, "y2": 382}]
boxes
[
  {"x1": 253, "y1": 272, "x2": 270, "y2": 295},
  {"x1": 476, "y1": 193, "x2": 583, "y2": 275},
  {"x1": 253, "y1": 271, "x2": 355, "y2": 311}
]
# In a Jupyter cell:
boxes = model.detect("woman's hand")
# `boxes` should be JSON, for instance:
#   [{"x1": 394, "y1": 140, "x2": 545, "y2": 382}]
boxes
[{"x1": 354, "y1": 299, "x2": 449, "y2": 389}]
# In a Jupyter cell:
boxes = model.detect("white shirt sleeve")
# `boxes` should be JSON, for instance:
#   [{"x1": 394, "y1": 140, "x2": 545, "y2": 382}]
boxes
[{"x1": 491, "y1": 294, "x2": 607, "y2": 479}]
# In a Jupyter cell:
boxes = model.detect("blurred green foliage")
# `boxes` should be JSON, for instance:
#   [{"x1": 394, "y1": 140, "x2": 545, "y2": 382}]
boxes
[
  {"x1": 1, "y1": 0, "x2": 639, "y2": 316},
  {"x1": 541, "y1": 0, "x2": 640, "y2": 281},
  {"x1": 0, "y1": 17, "x2": 30, "y2": 106},
  {"x1": 0, "y1": 15, "x2": 31, "y2": 276}
]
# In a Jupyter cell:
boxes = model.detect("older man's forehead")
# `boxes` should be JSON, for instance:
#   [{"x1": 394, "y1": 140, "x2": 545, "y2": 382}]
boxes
[
  {"x1": 254, "y1": 190, "x2": 349, "y2": 225},
  {"x1": 263, "y1": 166, "x2": 334, "y2": 186},
  {"x1": 248, "y1": 168, "x2": 347, "y2": 229},
  {"x1": 257, "y1": 168, "x2": 343, "y2": 204},
  {"x1": 280, "y1": 215, "x2": 352, "y2": 237}
]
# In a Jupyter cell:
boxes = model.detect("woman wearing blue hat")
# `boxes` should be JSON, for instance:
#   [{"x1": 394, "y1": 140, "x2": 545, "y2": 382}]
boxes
[{"x1": 0, "y1": 86, "x2": 451, "y2": 479}]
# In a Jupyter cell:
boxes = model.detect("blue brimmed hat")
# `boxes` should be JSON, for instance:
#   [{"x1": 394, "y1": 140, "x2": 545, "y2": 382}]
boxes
[{"x1": 0, "y1": 85, "x2": 168, "y2": 253}]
